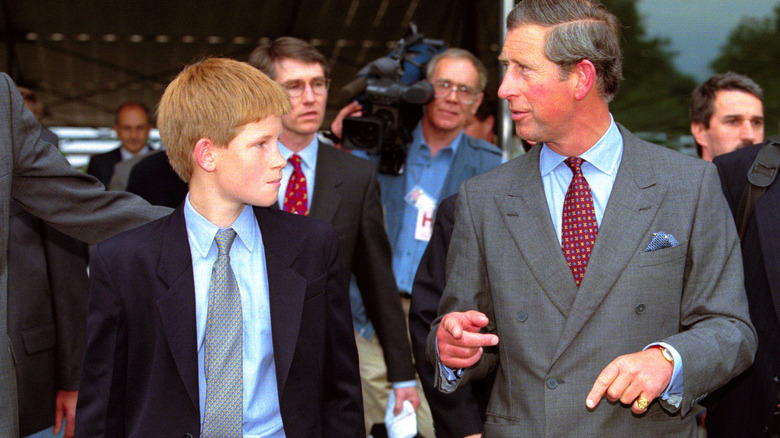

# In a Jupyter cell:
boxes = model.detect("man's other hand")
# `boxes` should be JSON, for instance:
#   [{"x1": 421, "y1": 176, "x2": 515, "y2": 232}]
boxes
[
  {"x1": 393, "y1": 386, "x2": 421, "y2": 415},
  {"x1": 437, "y1": 310, "x2": 499, "y2": 369},
  {"x1": 54, "y1": 390, "x2": 78, "y2": 438},
  {"x1": 586, "y1": 348, "x2": 674, "y2": 414}
]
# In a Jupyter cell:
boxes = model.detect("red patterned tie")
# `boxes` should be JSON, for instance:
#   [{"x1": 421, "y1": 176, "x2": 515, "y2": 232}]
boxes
[
  {"x1": 283, "y1": 154, "x2": 309, "y2": 216},
  {"x1": 561, "y1": 157, "x2": 598, "y2": 286}
]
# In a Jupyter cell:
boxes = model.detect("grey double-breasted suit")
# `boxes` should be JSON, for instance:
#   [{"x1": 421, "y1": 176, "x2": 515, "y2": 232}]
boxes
[{"x1": 429, "y1": 125, "x2": 756, "y2": 437}]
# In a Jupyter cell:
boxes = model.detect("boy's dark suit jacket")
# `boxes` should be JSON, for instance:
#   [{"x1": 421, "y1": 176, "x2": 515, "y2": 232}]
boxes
[{"x1": 75, "y1": 205, "x2": 364, "y2": 437}]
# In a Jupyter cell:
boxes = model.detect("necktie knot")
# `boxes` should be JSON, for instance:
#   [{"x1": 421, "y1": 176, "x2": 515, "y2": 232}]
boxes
[
  {"x1": 288, "y1": 154, "x2": 303, "y2": 172},
  {"x1": 564, "y1": 157, "x2": 584, "y2": 175},
  {"x1": 215, "y1": 228, "x2": 237, "y2": 257}
]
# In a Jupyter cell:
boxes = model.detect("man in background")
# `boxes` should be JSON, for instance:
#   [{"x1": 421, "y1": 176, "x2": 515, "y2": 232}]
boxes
[
  {"x1": 0, "y1": 72, "x2": 169, "y2": 438},
  {"x1": 87, "y1": 101, "x2": 153, "y2": 186},
  {"x1": 705, "y1": 137, "x2": 780, "y2": 436},
  {"x1": 690, "y1": 72, "x2": 764, "y2": 162},
  {"x1": 8, "y1": 84, "x2": 90, "y2": 438}
]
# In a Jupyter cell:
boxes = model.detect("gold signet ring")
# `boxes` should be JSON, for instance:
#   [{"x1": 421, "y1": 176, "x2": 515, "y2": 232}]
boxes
[{"x1": 634, "y1": 396, "x2": 650, "y2": 410}]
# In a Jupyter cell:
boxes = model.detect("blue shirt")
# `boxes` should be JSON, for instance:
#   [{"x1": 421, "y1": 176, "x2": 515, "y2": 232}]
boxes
[
  {"x1": 392, "y1": 123, "x2": 460, "y2": 294},
  {"x1": 184, "y1": 197, "x2": 285, "y2": 438},
  {"x1": 278, "y1": 137, "x2": 319, "y2": 210}
]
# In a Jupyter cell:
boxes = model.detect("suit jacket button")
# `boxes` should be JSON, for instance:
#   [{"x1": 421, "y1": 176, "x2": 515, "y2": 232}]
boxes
[
  {"x1": 516, "y1": 311, "x2": 528, "y2": 322},
  {"x1": 635, "y1": 304, "x2": 646, "y2": 314},
  {"x1": 773, "y1": 374, "x2": 780, "y2": 384},
  {"x1": 183, "y1": 434, "x2": 194, "y2": 438},
  {"x1": 546, "y1": 378, "x2": 558, "y2": 389}
]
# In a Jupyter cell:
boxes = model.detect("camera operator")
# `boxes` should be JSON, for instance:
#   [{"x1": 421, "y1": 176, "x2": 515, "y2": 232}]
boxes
[
  {"x1": 335, "y1": 48, "x2": 502, "y2": 437},
  {"x1": 248, "y1": 37, "x2": 422, "y2": 437}
]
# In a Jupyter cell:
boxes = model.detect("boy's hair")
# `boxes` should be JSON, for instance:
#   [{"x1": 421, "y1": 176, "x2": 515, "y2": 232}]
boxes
[{"x1": 158, "y1": 57, "x2": 291, "y2": 182}]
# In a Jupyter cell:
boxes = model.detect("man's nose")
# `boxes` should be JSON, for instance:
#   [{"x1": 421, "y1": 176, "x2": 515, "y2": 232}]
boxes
[
  {"x1": 739, "y1": 122, "x2": 756, "y2": 143},
  {"x1": 301, "y1": 84, "x2": 316, "y2": 102}
]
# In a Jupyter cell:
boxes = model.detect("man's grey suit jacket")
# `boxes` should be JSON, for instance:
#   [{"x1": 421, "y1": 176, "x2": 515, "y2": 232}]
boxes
[
  {"x1": 0, "y1": 73, "x2": 169, "y2": 438},
  {"x1": 428, "y1": 125, "x2": 756, "y2": 437}
]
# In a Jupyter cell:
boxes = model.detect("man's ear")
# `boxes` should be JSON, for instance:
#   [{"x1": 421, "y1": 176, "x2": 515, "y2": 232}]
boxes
[
  {"x1": 470, "y1": 92, "x2": 485, "y2": 116},
  {"x1": 572, "y1": 59, "x2": 597, "y2": 101},
  {"x1": 193, "y1": 138, "x2": 217, "y2": 172},
  {"x1": 690, "y1": 122, "x2": 710, "y2": 147}
]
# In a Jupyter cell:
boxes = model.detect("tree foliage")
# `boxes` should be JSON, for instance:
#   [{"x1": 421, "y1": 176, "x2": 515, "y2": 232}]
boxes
[
  {"x1": 711, "y1": 5, "x2": 780, "y2": 136},
  {"x1": 604, "y1": 0, "x2": 697, "y2": 138}
]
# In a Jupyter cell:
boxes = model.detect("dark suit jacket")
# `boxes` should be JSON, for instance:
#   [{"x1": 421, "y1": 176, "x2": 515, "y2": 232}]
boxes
[
  {"x1": 8, "y1": 201, "x2": 89, "y2": 436},
  {"x1": 75, "y1": 206, "x2": 363, "y2": 437},
  {"x1": 288, "y1": 142, "x2": 415, "y2": 382},
  {"x1": 126, "y1": 150, "x2": 188, "y2": 208},
  {"x1": 0, "y1": 72, "x2": 169, "y2": 437},
  {"x1": 706, "y1": 143, "x2": 780, "y2": 437},
  {"x1": 409, "y1": 194, "x2": 494, "y2": 437},
  {"x1": 86, "y1": 146, "x2": 122, "y2": 187}
]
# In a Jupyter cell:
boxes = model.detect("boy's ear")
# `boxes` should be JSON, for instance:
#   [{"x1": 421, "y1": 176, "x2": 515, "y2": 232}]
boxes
[{"x1": 193, "y1": 137, "x2": 217, "y2": 172}]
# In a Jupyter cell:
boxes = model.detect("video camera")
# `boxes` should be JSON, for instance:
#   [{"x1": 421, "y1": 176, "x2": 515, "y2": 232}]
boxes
[{"x1": 339, "y1": 23, "x2": 446, "y2": 175}]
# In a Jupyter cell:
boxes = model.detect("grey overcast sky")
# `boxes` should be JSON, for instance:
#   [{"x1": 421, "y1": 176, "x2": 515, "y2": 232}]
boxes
[{"x1": 637, "y1": 0, "x2": 777, "y2": 81}]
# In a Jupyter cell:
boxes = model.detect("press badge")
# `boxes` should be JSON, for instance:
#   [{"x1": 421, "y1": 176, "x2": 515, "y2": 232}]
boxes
[{"x1": 405, "y1": 185, "x2": 436, "y2": 242}]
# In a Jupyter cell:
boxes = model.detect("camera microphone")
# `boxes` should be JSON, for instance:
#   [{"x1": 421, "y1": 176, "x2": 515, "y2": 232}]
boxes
[{"x1": 337, "y1": 77, "x2": 367, "y2": 107}]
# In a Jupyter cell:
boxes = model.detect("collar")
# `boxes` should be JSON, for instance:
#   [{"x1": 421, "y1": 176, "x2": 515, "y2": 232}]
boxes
[
  {"x1": 120, "y1": 144, "x2": 151, "y2": 161},
  {"x1": 539, "y1": 114, "x2": 622, "y2": 177},
  {"x1": 183, "y1": 195, "x2": 258, "y2": 258},
  {"x1": 409, "y1": 122, "x2": 462, "y2": 158},
  {"x1": 279, "y1": 135, "x2": 319, "y2": 170}
]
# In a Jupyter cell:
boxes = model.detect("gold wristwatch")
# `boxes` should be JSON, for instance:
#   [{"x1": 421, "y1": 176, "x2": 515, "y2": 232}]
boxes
[{"x1": 652, "y1": 346, "x2": 674, "y2": 365}]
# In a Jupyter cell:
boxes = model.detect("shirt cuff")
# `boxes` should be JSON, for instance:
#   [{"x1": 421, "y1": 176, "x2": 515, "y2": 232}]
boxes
[
  {"x1": 436, "y1": 338, "x2": 463, "y2": 383},
  {"x1": 392, "y1": 380, "x2": 417, "y2": 389},
  {"x1": 644, "y1": 342, "x2": 683, "y2": 408}
]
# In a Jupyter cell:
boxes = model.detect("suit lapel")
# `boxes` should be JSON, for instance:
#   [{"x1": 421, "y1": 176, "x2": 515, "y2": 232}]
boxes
[
  {"x1": 495, "y1": 149, "x2": 579, "y2": 318},
  {"x1": 551, "y1": 128, "x2": 664, "y2": 363},
  {"x1": 309, "y1": 145, "x2": 342, "y2": 223},
  {"x1": 754, "y1": 181, "x2": 780, "y2": 322},
  {"x1": 154, "y1": 208, "x2": 200, "y2": 412},
  {"x1": 254, "y1": 208, "x2": 306, "y2": 396}
]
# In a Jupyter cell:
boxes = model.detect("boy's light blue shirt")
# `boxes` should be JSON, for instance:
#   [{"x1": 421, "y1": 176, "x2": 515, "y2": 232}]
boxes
[{"x1": 184, "y1": 196, "x2": 285, "y2": 437}]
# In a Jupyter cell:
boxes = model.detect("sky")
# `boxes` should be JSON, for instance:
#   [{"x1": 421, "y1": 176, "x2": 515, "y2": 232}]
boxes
[{"x1": 637, "y1": 0, "x2": 777, "y2": 81}]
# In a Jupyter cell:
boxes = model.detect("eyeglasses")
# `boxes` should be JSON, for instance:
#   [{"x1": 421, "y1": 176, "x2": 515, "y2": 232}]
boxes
[
  {"x1": 432, "y1": 79, "x2": 479, "y2": 104},
  {"x1": 281, "y1": 78, "x2": 330, "y2": 98}
]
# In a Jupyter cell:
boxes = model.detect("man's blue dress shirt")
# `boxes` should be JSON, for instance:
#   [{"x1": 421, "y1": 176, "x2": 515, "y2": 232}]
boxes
[
  {"x1": 185, "y1": 197, "x2": 285, "y2": 437},
  {"x1": 392, "y1": 122, "x2": 460, "y2": 294}
]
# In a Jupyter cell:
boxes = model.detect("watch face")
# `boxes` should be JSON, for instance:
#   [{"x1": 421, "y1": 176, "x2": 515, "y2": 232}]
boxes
[{"x1": 662, "y1": 348, "x2": 674, "y2": 364}]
